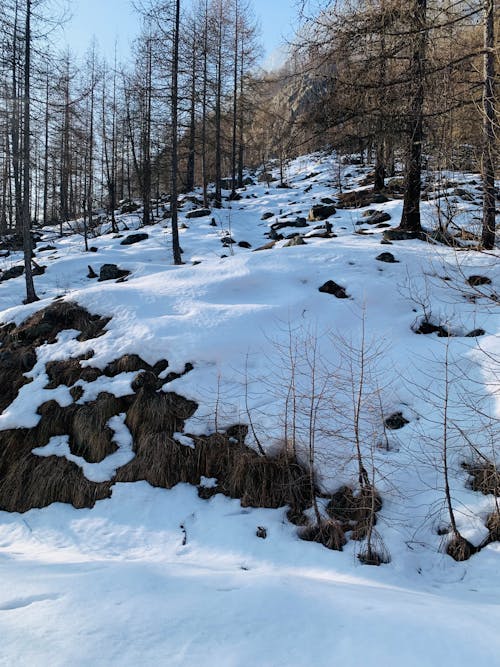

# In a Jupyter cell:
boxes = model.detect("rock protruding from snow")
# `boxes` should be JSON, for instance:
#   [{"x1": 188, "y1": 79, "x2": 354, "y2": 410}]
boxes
[
  {"x1": 308, "y1": 204, "x2": 337, "y2": 221},
  {"x1": 98, "y1": 264, "x2": 130, "y2": 282},
  {"x1": 318, "y1": 280, "x2": 349, "y2": 299},
  {"x1": 120, "y1": 233, "x2": 149, "y2": 246},
  {"x1": 376, "y1": 252, "x2": 399, "y2": 263},
  {"x1": 186, "y1": 208, "x2": 211, "y2": 219}
]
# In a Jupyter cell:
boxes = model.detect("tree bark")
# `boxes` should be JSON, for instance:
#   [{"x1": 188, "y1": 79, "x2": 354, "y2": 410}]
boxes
[
  {"x1": 481, "y1": 0, "x2": 496, "y2": 250},
  {"x1": 171, "y1": 0, "x2": 182, "y2": 264},
  {"x1": 22, "y1": 0, "x2": 37, "y2": 303},
  {"x1": 400, "y1": 0, "x2": 427, "y2": 233}
]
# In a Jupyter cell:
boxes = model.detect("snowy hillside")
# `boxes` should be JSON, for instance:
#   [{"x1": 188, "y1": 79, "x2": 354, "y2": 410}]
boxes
[{"x1": 0, "y1": 153, "x2": 499, "y2": 666}]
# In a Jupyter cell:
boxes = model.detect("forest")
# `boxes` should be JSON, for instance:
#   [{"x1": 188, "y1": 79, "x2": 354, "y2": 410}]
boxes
[{"x1": 0, "y1": 2, "x2": 499, "y2": 665}]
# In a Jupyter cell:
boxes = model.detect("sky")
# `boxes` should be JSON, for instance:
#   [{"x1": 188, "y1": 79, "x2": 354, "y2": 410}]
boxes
[{"x1": 61, "y1": 0, "x2": 297, "y2": 69}]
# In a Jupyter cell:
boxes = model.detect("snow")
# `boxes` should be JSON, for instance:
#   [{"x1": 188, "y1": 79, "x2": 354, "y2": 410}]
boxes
[{"x1": 0, "y1": 151, "x2": 499, "y2": 665}]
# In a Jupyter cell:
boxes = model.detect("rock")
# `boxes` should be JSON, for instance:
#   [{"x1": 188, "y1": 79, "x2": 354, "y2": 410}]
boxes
[
  {"x1": 308, "y1": 204, "x2": 337, "y2": 221},
  {"x1": 271, "y1": 218, "x2": 308, "y2": 231},
  {"x1": 120, "y1": 233, "x2": 149, "y2": 246},
  {"x1": 98, "y1": 264, "x2": 130, "y2": 282},
  {"x1": 467, "y1": 275, "x2": 492, "y2": 287},
  {"x1": 256, "y1": 526, "x2": 267, "y2": 539},
  {"x1": 337, "y1": 190, "x2": 389, "y2": 209},
  {"x1": 258, "y1": 172, "x2": 272, "y2": 183},
  {"x1": 0, "y1": 233, "x2": 38, "y2": 252},
  {"x1": 89, "y1": 247, "x2": 98, "y2": 252},
  {"x1": 209, "y1": 218, "x2": 217, "y2": 227},
  {"x1": 120, "y1": 201, "x2": 140, "y2": 214},
  {"x1": 0, "y1": 265, "x2": 24, "y2": 282},
  {"x1": 32, "y1": 262, "x2": 46, "y2": 276},
  {"x1": 268, "y1": 228, "x2": 284, "y2": 241},
  {"x1": 221, "y1": 236, "x2": 236, "y2": 245},
  {"x1": 87, "y1": 265, "x2": 98, "y2": 279},
  {"x1": 380, "y1": 239, "x2": 393, "y2": 245},
  {"x1": 466, "y1": 328, "x2": 486, "y2": 337},
  {"x1": 415, "y1": 320, "x2": 450, "y2": 337},
  {"x1": 321, "y1": 197, "x2": 336, "y2": 205},
  {"x1": 453, "y1": 188, "x2": 474, "y2": 201},
  {"x1": 38, "y1": 245, "x2": 56, "y2": 252},
  {"x1": 253, "y1": 241, "x2": 276, "y2": 251},
  {"x1": 383, "y1": 229, "x2": 425, "y2": 242},
  {"x1": 318, "y1": 280, "x2": 349, "y2": 299},
  {"x1": 359, "y1": 211, "x2": 392, "y2": 226},
  {"x1": 306, "y1": 231, "x2": 337, "y2": 239},
  {"x1": 375, "y1": 252, "x2": 399, "y2": 263},
  {"x1": 284, "y1": 236, "x2": 306, "y2": 247},
  {"x1": 186, "y1": 208, "x2": 211, "y2": 219},
  {"x1": 261, "y1": 212, "x2": 274, "y2": 221},
  {"x1": 384, "y1": 412, "x2": 409, "y2": 430},
  {"x1": 238, "y1": 241, "x2": 252, "y2": 248}
]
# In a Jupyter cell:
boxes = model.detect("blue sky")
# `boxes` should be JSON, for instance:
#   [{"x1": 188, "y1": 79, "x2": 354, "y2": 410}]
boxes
[{"x1": 61, "y1": 0, "x2": 296, "y2": 67}]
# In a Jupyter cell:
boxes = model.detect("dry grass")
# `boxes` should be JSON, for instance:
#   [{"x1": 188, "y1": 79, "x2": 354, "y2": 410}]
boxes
[
  {"x1": 126, "y1": 387, "x2": 198, "y2": 439},
  {"x1": 70, "y1": 393, "x2": 125, "y2": 463},
  {"x1": 299, "y1": 519, "x2": 347, "y2": 551},
  {"x1": 0, "y1": 454, "x2": 111, "y2": 512},
  {"x1": 463, "y1": 461, "x2": 500, "y2": 497},
  {"x1": 486, "y1": 512, "x2": 500, "y2": 543},
  {"x1": 104, "y1": 354, "x2": 151, "y2": 377},
  {"x1": 45, "y1": 353, "x2": 100, "y2": 388},
  {"x1": 327, "y1": 485, "x2": 382, "y2": 540},
  {"x1": 446, "y1": 534, "x2": 477, "y2": 561}
]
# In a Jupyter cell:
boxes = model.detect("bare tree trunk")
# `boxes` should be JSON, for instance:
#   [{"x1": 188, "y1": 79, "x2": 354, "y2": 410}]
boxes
[
  {"x1": 11, "y1": 3, "x2": 22, "y2": 232},
  {"x1": 42, "y1": 68, "x2": 50, "y2": 225},
  {"x1": 214, "y1": 1, "x2": 223, "y2": 209},
  {"x1": 170, "y1": 0, "x2": 182, "y2": 264},
  {"x1": 22, "y1": 0, "x2": 37, "y2": 303},
  {"x1": 230, "y1": 0, "x2": 239, "y2": 198},
  {"x1": 400, "y1": 0, "x2": 427, "y2": 233},
  {"x1": 237, "y1": 29, "x2": 245, "y2": 189},
  {"x1": 186, "y1": 30, "x2": 196, "y2": 194},
  {"x1": 142, "y1": 38, "x2": 152, "y2": 227},
  {"x1": 201, "y1": 0, "x2": 209, "y2": 208},
  {"x1": 481, "y1": 0, "x2": 496, "y2": 250}
]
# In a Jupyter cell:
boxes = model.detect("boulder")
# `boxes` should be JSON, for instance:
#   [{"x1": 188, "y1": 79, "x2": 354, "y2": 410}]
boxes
[
  {"x1": 337, "y1": 190, "x2": 389, "y2": 209},
  {"x1": 120, "y1": 233, "x2": 149, "y2": 246},
  {"x1": 120, "y1": 201, "x2": 140, "y2": 214},
  {"x1": 186, "y1": 208, "x2": 211, "y2": 219},
  {"x1": 0, "y1": 265, "x2": 24, "y2": 282},
  {"x1": 383, "y1": 229, "x2": 425, "y2": 242},
  {"x1": 271, "y1": 218, "x2": 308, "y2": 231},
  {"x1": 318, "y1": 280, "x2": 349, "y2": 299},
  {"x1": 284, "y1": 236, "x2": 306, "y2": 247},
  {"x1": 253, "y1": 241, "x2": 277, "y2": 252},
  {"x1": 98, "y1": 264, "x2": 130, "y2": 282},
  {"x1": 238, "y1": 241, "x2": 252, "y2": 249},
  {"x1": 467, "y1": 275, "x2": 492, "y2": 287},
  {"x1": 384, "y1": 412, "x2": 409, "y2": 430},
  {"x1": 375, "y1": 252, "x2": 399, "y2": 263},
  {"x1": 359, "y1": 211, "x2": 392, "y2": 226},
  {"x1": 261, "y1": 212, "x2": 274, "y2": 221},
  {"x1": 308, "y1": 204, "x2": 337, "y2": 221}
]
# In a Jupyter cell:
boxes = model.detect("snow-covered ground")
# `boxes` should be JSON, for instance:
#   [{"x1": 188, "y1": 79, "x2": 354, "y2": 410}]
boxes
[{"x1": 0, "y1": 153, "x2": 499, "y2": 665}]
